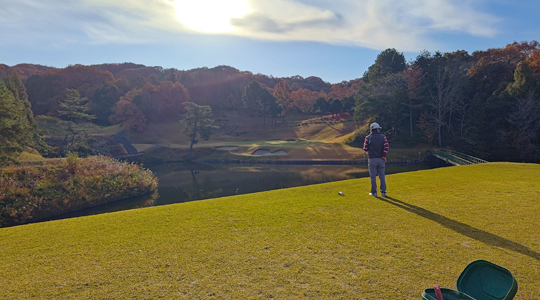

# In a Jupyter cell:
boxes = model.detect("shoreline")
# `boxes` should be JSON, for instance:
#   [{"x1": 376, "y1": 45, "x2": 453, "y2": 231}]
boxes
[{"x1": 202, "y1": 159, "x2": 427, "y2": 165}]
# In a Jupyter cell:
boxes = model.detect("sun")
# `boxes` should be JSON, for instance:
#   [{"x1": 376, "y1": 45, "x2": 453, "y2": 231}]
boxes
[{"x1": 173, "y1": 0, "x2": 251, "y2": 33}]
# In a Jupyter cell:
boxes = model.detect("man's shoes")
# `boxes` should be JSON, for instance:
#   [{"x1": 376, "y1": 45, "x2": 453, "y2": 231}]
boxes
[
  {"x1": 369, "y1": 193, "x2": 377, "y2": 197},
  {"x1": 381, "y1": 193, "x2": 387, "y2": 197}
]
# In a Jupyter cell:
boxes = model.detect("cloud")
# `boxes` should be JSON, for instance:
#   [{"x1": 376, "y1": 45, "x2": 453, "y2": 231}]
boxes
[
  {"x1": 0, "y1": 0, "x2": 184, "y2": 47},
  {"x1": 225, "y1": 0, "x2": 500, "y2": 51},
  {"x1": 231, "y1": 11, "x2": 343, "y2": 34},
  {"x1": 0, "y1": 0, "x2": 500, "y2": 51}
]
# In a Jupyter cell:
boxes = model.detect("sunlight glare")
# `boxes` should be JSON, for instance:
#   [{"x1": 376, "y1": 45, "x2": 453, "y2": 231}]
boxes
[{"x1": 173, "y1": 0, "x2": 251, "y2": 33}]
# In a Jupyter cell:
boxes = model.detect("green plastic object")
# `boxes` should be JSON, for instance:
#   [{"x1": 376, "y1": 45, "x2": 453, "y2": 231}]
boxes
[
  {"x1": 456, "y1": 260, "x2": 518, "y2": 300},
  {"x1": 421, "y1": 260, "x2": 518, "y2": 300},
  {"x1": 422, "y1": 288, "x2": 476, "y2": 300}
]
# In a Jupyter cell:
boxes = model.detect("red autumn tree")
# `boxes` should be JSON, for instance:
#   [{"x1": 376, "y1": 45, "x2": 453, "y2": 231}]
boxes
[
  {"x1": 273, "y1": 80, "x2": 294, "y2": 114},
  {"x1": 290, "y1": 88, "x2": 317, "y2": 113},
  {"x1": 109, "y1": 99, "x2": 146, "y2": 132},
  {"x1": 327, "y1": 84, "x2": 350, "y2": 99},
  {"x1": 128, "y1": 81, "x2": 190, "y2": 123}
]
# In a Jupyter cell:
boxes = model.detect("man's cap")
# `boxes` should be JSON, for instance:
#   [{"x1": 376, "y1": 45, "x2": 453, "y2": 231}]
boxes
[{"x1": 370, "y1": 122, "x2": 382, "y2": 130}]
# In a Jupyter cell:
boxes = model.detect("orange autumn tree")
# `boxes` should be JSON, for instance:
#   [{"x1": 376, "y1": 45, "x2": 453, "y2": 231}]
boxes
[
  {"x1": 108, "y1": 80, "x2": 190, "y2": 132},
  {"x1": 273, "y1": 80, "x2": 294, "y2": 114},
  {"x1": 526, "y1": 48, "x2": 540, "y2": 77},
  {"x1": 327, "y1": 83, "x2": 356, "y2": 99},
  {"x1": 467, "y1": 41, "x2": 540, "y2": 91},
  {"x1": 109, "y1": 89, "x2": 147, "y2": 132},
  {"x1": 290, "y1": 88, "x2": 321, "y2": 113},
  {"x1": 132, "y1": 81, "x2": 190, "y2": 123}
]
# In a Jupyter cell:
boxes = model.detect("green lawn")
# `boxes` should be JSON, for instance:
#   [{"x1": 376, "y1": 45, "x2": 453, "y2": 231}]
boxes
[
  {"x1": 94, "y1": 113, "x2": 435, "y2": 163},
  {"x1": 1, "y1": 163, "x2": 539, "y2": 299}
]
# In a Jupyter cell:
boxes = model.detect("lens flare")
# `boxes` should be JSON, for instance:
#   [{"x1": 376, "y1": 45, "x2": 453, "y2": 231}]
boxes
[{"x1": 173, "y1": 0, "x2": 251, "y2": 33}]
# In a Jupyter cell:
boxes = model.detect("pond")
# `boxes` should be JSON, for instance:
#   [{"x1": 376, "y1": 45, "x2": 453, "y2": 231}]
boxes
[{"x1": 55, "y1": 162, "x2": 429, "y2": 220}]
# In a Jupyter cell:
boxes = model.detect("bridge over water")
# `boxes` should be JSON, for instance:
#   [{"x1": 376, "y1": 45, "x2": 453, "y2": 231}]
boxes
[{"x1": 428, "y1": 149, "x2": 488, "y2": 166}]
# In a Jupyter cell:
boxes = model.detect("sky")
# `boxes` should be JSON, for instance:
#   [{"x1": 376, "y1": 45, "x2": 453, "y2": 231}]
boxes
[{"x1": 1, "y1": 0, "x2": 540, "y2": 83}]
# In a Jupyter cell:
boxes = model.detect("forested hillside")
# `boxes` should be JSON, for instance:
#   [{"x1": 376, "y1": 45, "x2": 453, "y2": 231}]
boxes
[
  {"x1": 354, "y1": 42, "x2": 540, "y2": 162},
  {"x1": 0, "y1": 63, "x2": 358, "y2": 128},
  {"x1": 1, "y1": 41, "x2": 539, "y2": 163}
]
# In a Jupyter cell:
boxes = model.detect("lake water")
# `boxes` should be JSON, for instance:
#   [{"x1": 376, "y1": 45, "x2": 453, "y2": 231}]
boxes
[{"x1": 56, "y1": 162, "x2": 429, "y2": 220}]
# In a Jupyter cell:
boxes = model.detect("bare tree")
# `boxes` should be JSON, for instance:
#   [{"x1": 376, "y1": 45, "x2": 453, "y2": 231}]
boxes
[
  {"x1": 403, "y1": 64, "x2": 426, "y2": 136},
  {"x1": 507, "y1": 91, "x2": 540, "y2": 160},
  {"x1": 427, "y1": 56, "x2": 468, "y2": 147}
]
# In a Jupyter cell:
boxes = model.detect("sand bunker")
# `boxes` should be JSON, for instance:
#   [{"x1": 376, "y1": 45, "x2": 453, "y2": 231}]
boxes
[
  {"x1": 215, "y1": 146, "x2": 238, "y2": 151},
  {"x1": 252, "y1": 149, "x2": 289, "y2": 156}
]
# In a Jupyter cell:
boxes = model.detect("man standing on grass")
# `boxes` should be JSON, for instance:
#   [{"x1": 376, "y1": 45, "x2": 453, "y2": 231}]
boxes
[{"x1": 363, "y1": 122, "x2": 389, "y2": 197}]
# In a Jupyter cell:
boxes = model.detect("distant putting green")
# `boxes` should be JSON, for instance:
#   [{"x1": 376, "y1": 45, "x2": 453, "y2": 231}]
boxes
[
  {"x1": 1, "y1": 163, "x2": 539, "y2": 299},
  {"x1": 221, "y1": 140, "x2": 320, "y2": 147}
]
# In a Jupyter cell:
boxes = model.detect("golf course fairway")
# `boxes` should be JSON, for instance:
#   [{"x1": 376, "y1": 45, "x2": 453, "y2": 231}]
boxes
[{"x1": 1, "y1": 162, "x2": 539, "y2": 299}]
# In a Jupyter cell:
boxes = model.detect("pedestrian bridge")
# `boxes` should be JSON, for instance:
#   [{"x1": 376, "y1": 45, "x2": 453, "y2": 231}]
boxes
[{"x1": 428, "y1": 149, "x2": 488, "y2": 166}]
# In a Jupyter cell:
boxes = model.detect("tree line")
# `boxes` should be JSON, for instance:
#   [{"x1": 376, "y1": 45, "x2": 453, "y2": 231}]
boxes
[
  {"x1": 0, "y1": 63, "x2": 358, "y2": 161},
  {"x1": 0, "y1": 72, "x2": 47, "y2": 163},
  {"x1": 0, "y1": 63, "x2": 358, "y2": 130},
  {"x1": 1, "y1": 40, "x2": 540, "y2": 163},
  {"x1": 354, "y1": 41, "x2": 540, "y2": 162}
]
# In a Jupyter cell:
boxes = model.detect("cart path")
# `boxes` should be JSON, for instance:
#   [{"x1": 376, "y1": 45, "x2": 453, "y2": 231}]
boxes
[
  {"x1": 111, "y1": 130, "x2": 137, "y2": 154},
  {"x1": 111, "y1": 130, "x2": 165, "y2": 157}
]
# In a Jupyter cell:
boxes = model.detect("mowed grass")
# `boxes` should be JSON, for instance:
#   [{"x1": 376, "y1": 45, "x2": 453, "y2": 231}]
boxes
[
  {"x1": 123, "y1": 113, "x2": 371, "y2": 160},
  {"x1": 1, "y1": 163, "x2": 539, "y2": 299}
]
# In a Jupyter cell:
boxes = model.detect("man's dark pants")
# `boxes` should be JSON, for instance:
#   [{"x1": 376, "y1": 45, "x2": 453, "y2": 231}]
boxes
[{"x1": 368, "y1": 158, "x2": 386, "y2": 195}]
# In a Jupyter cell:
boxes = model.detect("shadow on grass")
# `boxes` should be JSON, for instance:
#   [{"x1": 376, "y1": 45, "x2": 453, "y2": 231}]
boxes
[{"x1": 379, "y1": 196, "x2": 540, "y2": 261}]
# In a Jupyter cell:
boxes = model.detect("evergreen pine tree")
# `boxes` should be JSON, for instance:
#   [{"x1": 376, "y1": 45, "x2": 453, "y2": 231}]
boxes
[
  {"x1": 57, "y1": 89, "x2": 96, "y2": 156},
  {"x1": 5, "y1": 71, "x2": 50, "y2": 155},
  {"x1": 5, "y1": 72, "x2": 37, "y2": 128},
  {"x1": 180, "y1": 102, "x2": 219, "y2": 153},
  {"x1": 0, "y1": 81, "x2": 33, "y2": 164}
]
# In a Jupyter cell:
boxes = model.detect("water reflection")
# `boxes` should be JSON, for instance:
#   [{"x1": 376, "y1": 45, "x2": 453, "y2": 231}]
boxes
[{"x1": 56, "y1": 163, "x2": 428, "y2": 219}]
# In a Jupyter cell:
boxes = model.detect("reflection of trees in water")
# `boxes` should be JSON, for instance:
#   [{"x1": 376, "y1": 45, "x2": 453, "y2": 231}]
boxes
[
  {"x1": 347, "y1": 164, "x2": 425, "y2": 178},
  {"x1": 143, "y1": 190, "x2": 159, "y2": 207},
  {"x1": 57, "y1": 163, "x2": 427, "y2": 220},
  {"x1": 153, "y1": 164, "x2": 375, "y2": 205}
]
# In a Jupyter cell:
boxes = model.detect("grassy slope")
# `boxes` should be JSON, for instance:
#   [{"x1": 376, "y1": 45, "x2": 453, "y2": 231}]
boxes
[
  {"x1": 124, "y1": 113, "x2": 430, "y2": 161},
  {"x1": 1, "y1": 163, "x2": 539, "y2": 299}
]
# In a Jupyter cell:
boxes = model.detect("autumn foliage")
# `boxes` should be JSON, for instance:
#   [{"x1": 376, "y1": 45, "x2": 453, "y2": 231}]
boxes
[
  {"x1": 0, "y1": 155, "x2": 158, "y2": 227},
  {"x1": 2, "y1": 40, "x2": 539, "y2": 162},
  {"x1": 1, "y1": 63, "x2": 359, "y2": 133},
  {"x1": 354, "y1": 41, "x2": 540, "y2": 162}
]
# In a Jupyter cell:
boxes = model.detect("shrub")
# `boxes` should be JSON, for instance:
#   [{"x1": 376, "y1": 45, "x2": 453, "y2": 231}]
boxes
[{"x1": 0, "y1": 155, "x2": 158, "y2": 227}]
